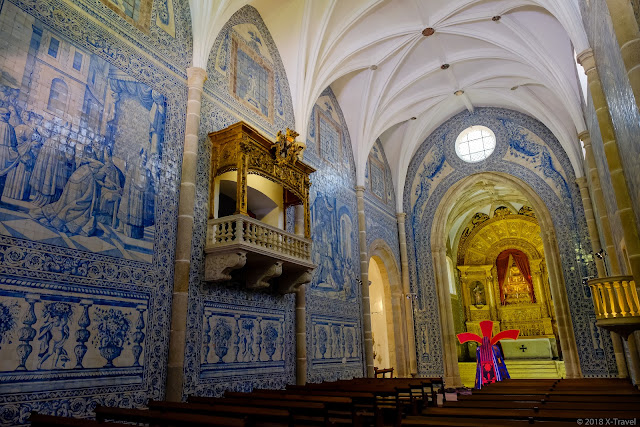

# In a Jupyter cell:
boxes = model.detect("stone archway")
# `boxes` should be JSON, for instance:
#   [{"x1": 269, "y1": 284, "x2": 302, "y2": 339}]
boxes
[
  {"x1": 368, "y1": 239, "x2": 412, "y2": 377},
  {"x1": 430, "y1": 172, "x2": 582, "y2": 386}
]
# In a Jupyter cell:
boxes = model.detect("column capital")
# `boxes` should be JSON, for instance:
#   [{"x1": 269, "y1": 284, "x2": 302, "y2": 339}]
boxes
[
  {"x1": 355, "y1": 185, "x2": 366, "y2": 196},
  {"x1": 577, "y1": 48, "x2": 596, "y2": 74},
  {"x1": 186, "y1": 67, "x2": 208, "y2": 87},
  {"x1": 396, "y1": 212, "x2": 406, "y2": 221},
  {"x1": 576, "y1": 176, "x2": 588, "y2": 188},
  {"x1": 578, "y1": 131, "x2": 590, "y2": 143},
  {"x1": 432, "y1": 244, "x2": 446, "y2": 255}
]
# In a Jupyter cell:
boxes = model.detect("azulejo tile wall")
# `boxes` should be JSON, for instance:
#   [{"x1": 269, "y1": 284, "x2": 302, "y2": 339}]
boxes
[
  {"x1": 182, "y1": 5, "x2": 299, "y2": 398},
  {"x1": 580, "y1": 0, "x2": 640, "y2": 236},
  {"x1": 364, "y1": 139, "x2": 400, "y2": 266},
  {"x1": 303, "y1": 87, "x2": 364, "y2": 382},
  {"x1": 584, "y1": 97, "x2": 625, "y2": 273},
  {"x1": 0, "y1": 0, "x2": 190, "y2": 424},
  {"x1": 403, "y1": 108, "x2": 617, "y2": 379}
]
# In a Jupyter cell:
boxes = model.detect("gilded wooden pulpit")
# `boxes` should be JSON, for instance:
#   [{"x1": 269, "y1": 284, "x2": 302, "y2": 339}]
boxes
[{"x1": 204, "y1": 122, "x2": 316, "y2": 293}]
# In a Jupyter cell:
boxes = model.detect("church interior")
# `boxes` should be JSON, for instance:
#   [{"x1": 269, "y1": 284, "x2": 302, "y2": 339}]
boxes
[{"x1": 0, "y1": 0, "x2": 640, "y2": 425}]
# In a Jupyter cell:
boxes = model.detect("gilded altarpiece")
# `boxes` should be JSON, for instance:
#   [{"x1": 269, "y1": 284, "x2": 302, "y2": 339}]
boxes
[{"x1": 457, "y1": 210, "x2": 558, "y2": 359}]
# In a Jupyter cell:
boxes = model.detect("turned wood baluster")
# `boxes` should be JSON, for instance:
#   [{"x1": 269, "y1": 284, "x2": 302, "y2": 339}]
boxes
[
  {"x1": 605, "y1": 281, "x2": 618, "y2": 317},
  {"x1": 630, "y1": 280, "x2": 640, "y2": 316},
  {"x1": 621, "y1": 280, "x2": 636, "y2": 316},
  {"x1": 590, "y1": 284, "x2": 602, "y2": 317},
  {"x1": 613, "y1": 280, "x2": 628, "y2": 316},
  {"x1": 600, "y1": 283, "x2": 610, "y2": 318}
]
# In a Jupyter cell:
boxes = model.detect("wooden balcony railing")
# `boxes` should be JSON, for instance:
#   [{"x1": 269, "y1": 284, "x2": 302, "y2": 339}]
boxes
[{"x1": 588, "y1": 276, "x2": 640, "y2": 321}]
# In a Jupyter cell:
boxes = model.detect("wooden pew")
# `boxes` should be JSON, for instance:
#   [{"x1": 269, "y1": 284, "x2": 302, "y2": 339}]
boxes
[
  {"x1": 29, "y1": 413, "x2": 123, "y2": 427},
  {"x1": 94, "y1": 405, "x2": 251, "y2": 426},
  {"x1": 418, "y1": 406, "x2": 639, "y2": 422},
  {"x1": 473, "y1": 387, "x2": 638, "y2": 395},
  {"x1": 222, "y1": 391, "x2": 366, "y2": 426},
  {"x1": 444, "y1": 399, "x2": 639, "y2": 412},
  {"x1": 374, "y1": 367, "x2": 394, "y2": 378},
  {"x1": 289, "y1": 378, "x2": 429, "y2": 413},
  {"x1": 287, "y1": 382, "x2": 408, "y2": 424},
  {"x1": 402, "y1": 416, "x2": 581, "y2": 426},
  {"x1": 404, "y1": 379, "x2": 639, "y2": 426},
  {"x1": 179, "y1": 397, "x2": 331, "y2": 426},
  {"x1": 460, "y1": 393, "x2": 640, "y2": 403}
]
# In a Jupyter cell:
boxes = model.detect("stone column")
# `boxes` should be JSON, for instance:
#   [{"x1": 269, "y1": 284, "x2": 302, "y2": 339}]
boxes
[
  {"x1": 355, "y1": 186, "x2": 374, "y2": 377},
  {"x1": 484, "y1": 267, "x2": 498, "y2": 321},
  {"x1": 576, "y1": 142, "x2": 629, "y2": 378},
  {"x1": 166, "y1": 67, "x2": 207, "y2": 401},
  {"x1": 294, "y1": 204, "x2": 307, "y2": 385},
  {"x1": 578, "y1": 50, "x2": 640, "y2": 288},
  {"x1": 576, "y1": 177, "x2": 606, "y2": 277},
  {"x1": 530, "y1": 259, "x2": 549, "y2": 317},
  {"x1": 605, "y1": 0, "x2": 640, "y2": 113},
  {"x1": 580, "y1": 131, "x2": 622, "y2": 276},
  {"x1": 433, "y1": 245, "x2": 462, "y2": 387},
  {"x1": 541, "y1": 230, "x2": 582, "y2": 378},
  {"x1": 396, "y1": 212, "x2": 418, "y2": 376},
  {"x1": 626, "y1": 332, "x2": 640, "y2": 385}
]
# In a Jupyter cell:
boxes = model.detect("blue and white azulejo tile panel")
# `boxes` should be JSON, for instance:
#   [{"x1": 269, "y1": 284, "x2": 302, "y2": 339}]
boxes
[{"x1": 0, "y1": 0, "x2": 188, "y2": 423}]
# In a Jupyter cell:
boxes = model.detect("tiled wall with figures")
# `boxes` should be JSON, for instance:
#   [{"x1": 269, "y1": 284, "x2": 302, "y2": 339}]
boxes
[
  {"x1": 181, "y1": 6, "x2": 335, "y2": 398},
  {"x1": 364, "y1": 139, "x2": 400, "y2": 266},
  {"x1": 303, "y1": 87, "x2": 364, "y2": 382},
  {"x1": 0, "y1": 0, "x2": 192, "y2": 424},
  {"x1": 403, "y1": 108, "x2": 617, "y2": 379}
]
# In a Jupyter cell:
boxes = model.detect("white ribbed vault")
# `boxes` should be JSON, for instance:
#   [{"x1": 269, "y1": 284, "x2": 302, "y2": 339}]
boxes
[{"x1": 188, "y1": 0, "x2": 588, "y2": 212}]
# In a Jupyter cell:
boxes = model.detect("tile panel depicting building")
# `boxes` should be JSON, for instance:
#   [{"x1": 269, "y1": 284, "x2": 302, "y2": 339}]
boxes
[{"x1": 0, "y1": 0, "x2": 639, "y2": 425}]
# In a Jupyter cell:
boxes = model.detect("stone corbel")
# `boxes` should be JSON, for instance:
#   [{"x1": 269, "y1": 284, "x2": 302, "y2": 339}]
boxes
[
  {"x1": 247, "y1": 261, "x2": 283, "y2": 289},
  {"x1": 277, "y1": 269, "x2": 313, "y2": 294},
  {"x1": 204, "y1": 251, "x2": 247, "y2": 282}
]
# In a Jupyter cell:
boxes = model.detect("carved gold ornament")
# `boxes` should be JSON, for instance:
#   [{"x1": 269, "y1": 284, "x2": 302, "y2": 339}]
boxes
[{"x1": 274, "y1": 128, "x2": 304, "y2": 165}]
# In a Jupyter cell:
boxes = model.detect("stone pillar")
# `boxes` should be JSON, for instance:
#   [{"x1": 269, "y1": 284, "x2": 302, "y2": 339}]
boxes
[
  {"x1": 580, "y1": 131, "x2": 622, "y2": 276},
  {"x1": 396, "y1": 212, "x2": 418, "y2": 376},
  {"x1": 578, "y1": 50, "x2": 640, "y2": 287},
  {"x1": 611, "y1": 332, "x2": 630, "y2": 378},
  {"x1": 605, "y1": 0, "x2": 640, "y2": 114},
  {"x1": 575, "y1": 145, "x2": 629, "y2": 378},
  {"x1": 626, "y1": 332, "x2": 640, "y2": 385},
  {"x1": 541, "y1": 229, "x2": 582, "y2": 378},
  {"x1": 355, "y1": 186, "x2": 374, "y2": 377},
  {"x1": 166, "y1": 67, "x2": 207, "y2": 401},
  {"x1": 294, "y1": 204, "x2": 307, "y2": 385},
  {"x1": 530, "y1": 259, "x2": 549, "y2": 317},
  {"x1": 485, "y1": 267, "x2": 498, "y2": 321},
  {"x1": 576, "y1": 177, "x2": 606, "y2": 277},
  {"x1": 433, "y1": 245, "x2": 462, "y2": 387}
]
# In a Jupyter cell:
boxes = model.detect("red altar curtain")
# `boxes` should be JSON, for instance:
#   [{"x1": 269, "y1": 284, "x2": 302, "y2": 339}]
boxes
[{"x1": 496, "y1": 249, "x2": 535, "y2": 304}]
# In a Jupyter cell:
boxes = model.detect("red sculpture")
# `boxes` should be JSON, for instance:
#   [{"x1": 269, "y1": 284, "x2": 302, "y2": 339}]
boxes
[{"x1": 457, "y1": 320, "x2": 519, "y2": 389}]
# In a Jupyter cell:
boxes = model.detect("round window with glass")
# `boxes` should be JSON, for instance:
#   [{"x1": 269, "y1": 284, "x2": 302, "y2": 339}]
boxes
[{"x1": 455, "y1": 125, "x2": 496, "y2": 163}]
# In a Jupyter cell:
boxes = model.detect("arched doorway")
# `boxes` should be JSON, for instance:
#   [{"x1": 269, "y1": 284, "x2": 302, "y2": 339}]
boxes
[
  {"x1": 431, "y1": 172, "x2": 582, "y2": 386},
  {"x1": 368, "y1": 240, "x2": 411, "y2": 377}
]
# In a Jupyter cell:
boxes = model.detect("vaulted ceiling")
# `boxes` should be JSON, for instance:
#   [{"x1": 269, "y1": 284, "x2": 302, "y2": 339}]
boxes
[{"x1": 189, "y1": 0, "x2": 589, "y2": 211}]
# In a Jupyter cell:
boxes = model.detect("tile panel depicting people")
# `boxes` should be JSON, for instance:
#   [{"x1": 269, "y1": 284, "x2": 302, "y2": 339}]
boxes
[
  {"x1": 304, "y1": 88, "x2": 365, "y2": 382},
  {"x1": 183, "y1": 6, "x2": 298, "y2": 398},
  {"x1": 0, "y1": 0, "x2": 186, "y2": 424},
  {"x1": 0, "y1": 9, "x2": 165, "y2": 263}
]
